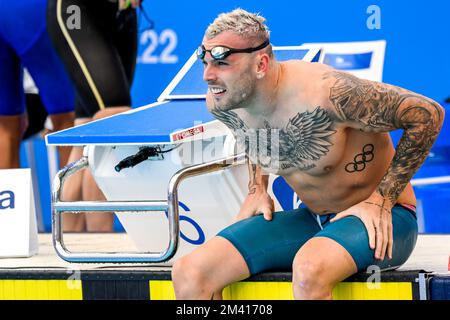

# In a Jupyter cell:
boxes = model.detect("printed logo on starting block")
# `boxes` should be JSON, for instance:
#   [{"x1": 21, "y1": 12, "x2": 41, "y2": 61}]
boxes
[
  {"x1": 172, "y1": 125, "x2": 205, "y2": 141},
  {"x1": 0, "y1": 190, "x2": 15, "y2": 209},
  {"x1": 0, "y1": 169, "x2": 38, "y2": 257}
]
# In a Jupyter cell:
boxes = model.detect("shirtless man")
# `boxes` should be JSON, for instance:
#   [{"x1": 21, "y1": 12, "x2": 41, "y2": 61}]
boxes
[{"x1": 171, "y1": 9, "x2": 445, "y2": 300}]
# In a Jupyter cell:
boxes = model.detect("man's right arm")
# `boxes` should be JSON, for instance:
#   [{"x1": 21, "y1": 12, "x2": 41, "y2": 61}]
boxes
[
  {"x1": 235, "y1": 160, "x2": 274, "y2": 222},
  {"x1": 206, "y1": 102, "x2": 275, "y2": 222}
]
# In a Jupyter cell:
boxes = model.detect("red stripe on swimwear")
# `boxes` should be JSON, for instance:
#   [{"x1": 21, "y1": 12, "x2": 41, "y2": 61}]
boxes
[{"x1": 398, "y1": 203, "x2": 416, "y2": 212}]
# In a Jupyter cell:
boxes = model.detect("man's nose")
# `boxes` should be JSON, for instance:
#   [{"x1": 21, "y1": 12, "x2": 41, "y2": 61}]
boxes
[{"x1": 203, "y1": 63, "x2": 217, "y2": 82}]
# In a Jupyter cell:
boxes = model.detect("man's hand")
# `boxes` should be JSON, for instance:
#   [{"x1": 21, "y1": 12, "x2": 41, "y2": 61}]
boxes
[
  {"x1": 330, "y1": 192, "x2": 394, "y2": 260},
  {"x1": 234, "y1": 188, "x2": 275, "y2": 222},
  {"x1": 233, "y1": 162, "x2": 274, "y2": 222}
]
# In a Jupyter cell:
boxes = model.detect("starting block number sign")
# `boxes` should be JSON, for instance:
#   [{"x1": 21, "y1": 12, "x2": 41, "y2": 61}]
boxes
[
  {"x1": 0, "y1": 169, "x2": 38, "y2": 257},
  {"x1": 138, "y1": 29, "x2": 179, "y2": 64}
]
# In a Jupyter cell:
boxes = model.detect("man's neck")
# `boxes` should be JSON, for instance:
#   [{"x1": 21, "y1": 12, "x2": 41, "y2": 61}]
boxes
[{"x1": 246, "y1": 61, "x2": 283, "y2": 117}]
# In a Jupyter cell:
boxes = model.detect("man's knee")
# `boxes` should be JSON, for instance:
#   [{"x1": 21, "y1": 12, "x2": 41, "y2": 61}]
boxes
[
  {"x1": 0, "y1": 115, "x2": 23, "y2": 137},
  {"x1": 292, "y1": 256, "x2": 332, "y2": 299},
  {"x1": 172, "y1": 256, "x2": 212, "y2": 299},
  {"x1": 49, "y1": 112, "x2": 75, "y2": 131}
]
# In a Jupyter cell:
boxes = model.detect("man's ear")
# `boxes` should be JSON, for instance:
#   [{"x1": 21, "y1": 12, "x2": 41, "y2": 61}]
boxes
[{"x1": 256, "y1": 54, "x2": 270, "y2": 78}]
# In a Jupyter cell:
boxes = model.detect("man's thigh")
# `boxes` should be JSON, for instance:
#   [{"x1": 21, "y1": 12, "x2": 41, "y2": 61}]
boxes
[
  {"x1": 0, "y1": 41, "x2": 23, "y2": 116},
  {"x1": 315, "y1": 204, "x2": 418, "y2": 272},
  {"x1": 20, "y1": 30, "x2": 74, "y2": 115},
  {"x1": 217, "y1": 208, "x2": 322, "y2": 275}
]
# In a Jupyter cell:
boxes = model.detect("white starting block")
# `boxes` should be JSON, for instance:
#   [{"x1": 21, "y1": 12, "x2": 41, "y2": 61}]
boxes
[{"x1": 46, "y1": 46, "x2": 322, "y2": 264}]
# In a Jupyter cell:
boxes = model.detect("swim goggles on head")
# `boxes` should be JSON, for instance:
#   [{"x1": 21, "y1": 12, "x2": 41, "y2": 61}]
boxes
[{"x1": 196, "y1": 39, "x2": 270, "y2": 60}]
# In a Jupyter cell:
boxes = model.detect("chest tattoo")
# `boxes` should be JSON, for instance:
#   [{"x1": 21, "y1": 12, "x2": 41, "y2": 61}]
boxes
[
  {"x1": 345, "y1": 144, "x2": 375, "y2": 173},
  {"x1": 211, "y1": 107, "x2": 337, "y2": 171}
]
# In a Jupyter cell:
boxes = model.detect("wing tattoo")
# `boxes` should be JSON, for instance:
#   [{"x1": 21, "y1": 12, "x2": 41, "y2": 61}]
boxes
[
  {"x1": 278, "y1": 107, "x2": 336, "y2": 170},
  {"x1": 210, "y1": 109, "x2": 251, "y2": 154},
  {"x1": 211, "y1": 107, "x2": 337, "y2": 172},
  {"x1": 210, "y1": 109, "x2": 248, "y2": 131}
]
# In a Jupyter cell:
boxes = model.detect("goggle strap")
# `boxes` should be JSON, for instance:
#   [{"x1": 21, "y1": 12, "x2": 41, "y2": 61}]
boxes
[{"x1": 197, "y1": 39, "x2": 270, "y2": 60}]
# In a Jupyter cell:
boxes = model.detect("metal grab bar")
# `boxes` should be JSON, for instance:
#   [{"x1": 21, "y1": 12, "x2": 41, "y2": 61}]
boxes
[
  {"x1": 54, "y1": 201, "x2": 169, "y2": 213},
  {"x1": 52, "y1": 156, "x2": 173, "y2": 263},
  {"x1": 52, "y1": 153, "x2": 246, "y2": 263},
  {"x1": 166, "y1": 153, "x2": 247, "y2": 259}
]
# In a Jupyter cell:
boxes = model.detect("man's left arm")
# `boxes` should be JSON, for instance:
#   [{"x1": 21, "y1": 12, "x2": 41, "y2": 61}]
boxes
[{"x1": 324, "y1": 70, "x2": 445, "y2": 260}]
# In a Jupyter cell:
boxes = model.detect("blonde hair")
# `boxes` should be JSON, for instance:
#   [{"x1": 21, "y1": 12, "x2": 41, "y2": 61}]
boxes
[{"x1": 205, "y1": 8, "x2": 271, "y2": 51}]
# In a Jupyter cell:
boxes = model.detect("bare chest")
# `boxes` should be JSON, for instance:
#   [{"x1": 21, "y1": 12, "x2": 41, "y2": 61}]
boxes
[{"x1": 213, "y1": 106, "x2": 347, "y2": 175}]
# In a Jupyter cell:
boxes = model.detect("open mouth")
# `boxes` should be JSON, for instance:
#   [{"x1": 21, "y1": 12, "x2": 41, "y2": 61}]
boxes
[{"x1": 209, "y1": 87, "x2": 227, "y2": 95}]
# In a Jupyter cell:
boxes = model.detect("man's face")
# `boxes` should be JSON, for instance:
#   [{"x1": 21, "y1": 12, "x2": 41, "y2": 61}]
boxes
[{"x1": 201, "y1": 32, "x2": 259, "y2": 112}]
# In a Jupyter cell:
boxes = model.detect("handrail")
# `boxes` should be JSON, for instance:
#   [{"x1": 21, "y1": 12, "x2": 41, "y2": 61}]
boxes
[{"x1": 51, "y1": 153, "x2": 246, "y2": 263}]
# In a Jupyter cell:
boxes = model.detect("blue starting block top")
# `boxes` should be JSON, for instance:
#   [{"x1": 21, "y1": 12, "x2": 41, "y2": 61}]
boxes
[
  {"x1": 46, "y1": 100, "x2": 214, "y2": 146},
  {"x1": 46, "y1": 46, "x2": 321, "y2": 146}
]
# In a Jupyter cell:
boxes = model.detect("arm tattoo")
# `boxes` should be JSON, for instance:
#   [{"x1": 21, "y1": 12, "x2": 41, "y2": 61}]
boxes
[
  {"x1": 377, "y1": 104, "x2": 443, "y2": 203},
  {"x1": 211, "y1": 107, "x2": 336, "y2": 171},
  {"x1": 364, "y1": 201, "x2": 390, "y2": 214},
  {"x1": 325, "y1": 71, "x2": 445, "y2": 204},
  {"x1": 248, "y1": 163, "x2": 258, "y2": 194},
  {"x1": 211, "y1": 109, "x2": 266, "y2": 193},
  {"x1": 325, "y1": 71, "x2": 407, "y2": 129}
]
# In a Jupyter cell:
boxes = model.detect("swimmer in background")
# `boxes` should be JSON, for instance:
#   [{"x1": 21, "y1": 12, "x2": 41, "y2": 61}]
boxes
[
  {"x1": 0, "y1": 0, "x2": 75, "y2": 170},
  {"x1": 46, "y1": 0, "x2": 140, "y2": 232}
]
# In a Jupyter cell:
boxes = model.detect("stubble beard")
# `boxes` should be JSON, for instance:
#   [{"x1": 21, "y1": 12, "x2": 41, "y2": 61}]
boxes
[{"x1": 214, "y1": 75, "x2": 256, "y2": 112}]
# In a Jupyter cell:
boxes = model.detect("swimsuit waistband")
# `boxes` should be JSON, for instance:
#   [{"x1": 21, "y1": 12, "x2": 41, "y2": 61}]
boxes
[
  {"x1": 304, "y1": 202, "x2": 417, "y2": 229},
  {"x1": 396, "y1": 203, "x2": 417, "y2": 218}
]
